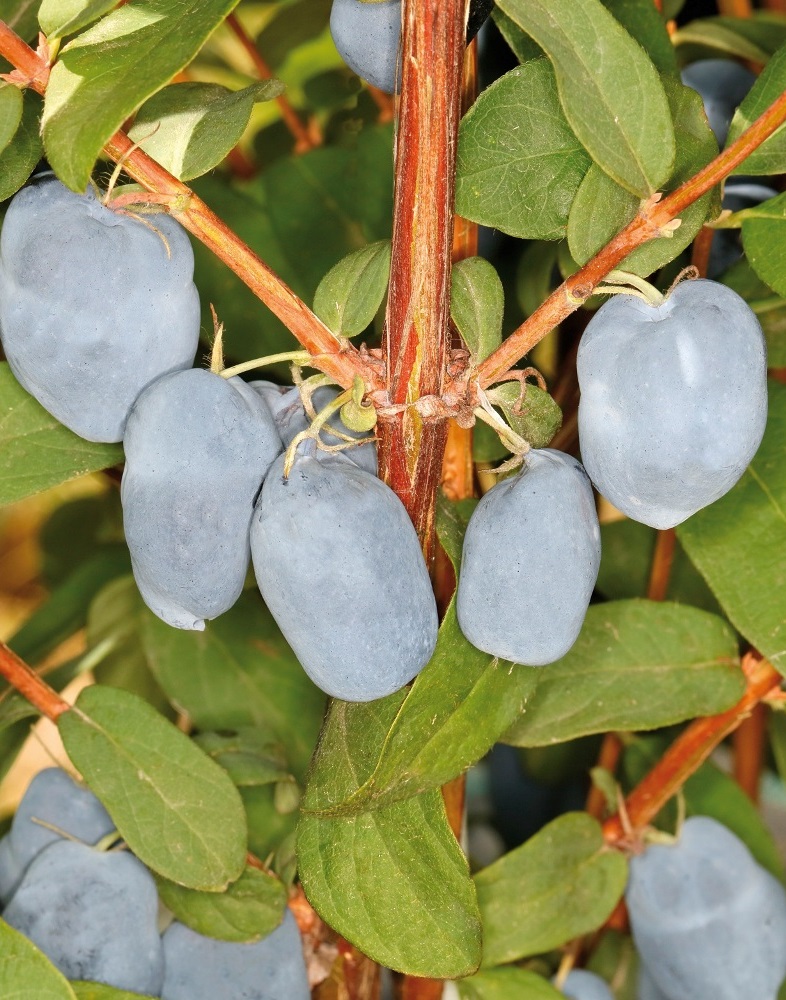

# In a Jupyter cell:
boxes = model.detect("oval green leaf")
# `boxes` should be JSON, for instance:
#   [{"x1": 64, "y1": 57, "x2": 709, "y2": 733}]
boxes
[
  {"x1": 496, "y1": 0, "x2": 675, "y2": 196},
  {"x1": 313, "y1": 240, "x2": 391, "y2": 338},
  {"x1": 58, "y1": 685, "x2": 247, "y2": 890},
  {"x1": 0, "y1": 84, "x2": 23, "y2": 157},
  {"x1": 474, "y1": 813, "x2": 628, "y2": 965},
  {"x1": 728, "y1": 46, "x2": 786, "y2": 174},
  {"x1": 451, "y1": 257, "x2": 504, "y2": 362},
  {"x1": 741, "y1": 192, "x2": 786, "y2": 296},
  {"x1": 459, "y1": 967, "x2": 564, "y2": 1000},
  {"x1": 0, "y1": 919, "x2": 76, "y2": 998},
  {"x1": 455, "y1": 60, "x2": 591, "y2": 240}
]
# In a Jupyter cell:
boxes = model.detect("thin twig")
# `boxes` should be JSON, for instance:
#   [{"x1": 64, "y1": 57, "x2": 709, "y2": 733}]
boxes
[
  {"x1": 0, "y1": 643, "x2": 70, "y2": 721},
  {"x1": 732, "y1": 702, "x2": 766, "y2": 803},
  {"x1": 646, "y1": 528, "x2": 677, "y2": 602}
]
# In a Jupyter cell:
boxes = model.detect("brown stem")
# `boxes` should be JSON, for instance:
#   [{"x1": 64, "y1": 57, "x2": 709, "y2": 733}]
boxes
[
  {"x1": 0, "y1": 643, "x2": 69, "y2": 721},
  {"x1": 691, "y1": 225, "x2": 715, "y2": 280},
  {"x1": 378, "y1": 0, "x2": 468, "y2": 560},
  {"x1": 646, "y1": 528, "x2": 677, "y2": 602},
  {"x1": 0, "y1": 24, "x2": 373, "y2": 393},
  {"x1": 604, "y1": 653, "x2": 782, "y2": 843},
  {"x1": 718, "y1": 0, "x2": 752, "y2": 13},
  {"x1": 367, "y1": 85, "x2": 396, "y2": 124},
  {"x1": 732, "y1": 701, "x2": 766, "y2": 803},
  {"x1": 477, "y1": 90, "x2": 786, "y2": 388},
  {"x1": 225, "y1": 13, "x2": 318, "y2": 153},
  {"x1": 762, "y1": 0, "x2": 786, "y2": 9}
]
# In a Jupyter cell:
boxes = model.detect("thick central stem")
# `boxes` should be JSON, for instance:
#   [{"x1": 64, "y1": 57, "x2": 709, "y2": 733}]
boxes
[{"x1": 379, "y1": 0, "x2": 468, "y2": 561}]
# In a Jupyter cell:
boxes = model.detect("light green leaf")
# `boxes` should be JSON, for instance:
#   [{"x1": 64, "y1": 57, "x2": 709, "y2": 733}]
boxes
[
  {"x1": 567, "y1": 80, "x2": 718, "y2": 276},
  {"x1": 72, "y1": 986, "x2": 156, "y2": 1000},
  {"x1": 728, "y1": 46, "x2": 786, "y2": 173},
  {"x1": 142, "y1": 591, "x2": 326, "y2": 781},
  {"x1": 475, "y1": 813, "x2": 628, "y2": 965},
  {"x1": 678, "y1": 381, "x2": 786, "y2": 674},
  {"x1": 0, "y1": 919, "x2": 76, "y2": 998},
  {"x1": 58, "y1": 685, "x2": 247, "y2": 890},
  {"x1": 301, "y1": 497, "x2": 540, "y2": 817},
  {"x1": 297, "y1": 790, "x2": 481, "y2": 977},
  {"x1": 496, "y1": 0, "x2": 675, "y2": 196},
  {"x1": 741, "y1": 192, "x2": 786, "y2": 297},
  {"x1": 487, "y1": 382, "x2": 563, "y2": 449},
  {"x1": 455, "y1": 61, "x2": 591, "y2": 240},
  {"x1": 155, "y1": 865, "x2": 288, "y2": 943},
  {"x1": 312, "y1": 240, "x2": 391, "y2": 338},
  {"x1": 451, "y1": 257, "x2": 504, "y2": 362},
  {"x1": 0, "y1": 94, "x2": 43, "y2": 203},
  {"x1": 504, "y1": 600, "x2": 743, "y2": 747},
  {"x1": 0, "y1": 363, "x2": 123, "y2": 507},
  {"x1": 42, "y1": 0, "x2": 242, "y2": 191},
  {"x1": 0, "y1": 85, "x2": 23, "y2": 157},
  {"x1": 38, "y1": 0, "x2": 116, "y2": 37},
  {"x1": 459, "y1": 968, "x2": 563, "y2": 1000},
  {"x1": 128, "y1": 81, "x2": 284, "y2": 182},
  {"x1": 673, "y1": 14, "x2": 786, "y2": 63}
]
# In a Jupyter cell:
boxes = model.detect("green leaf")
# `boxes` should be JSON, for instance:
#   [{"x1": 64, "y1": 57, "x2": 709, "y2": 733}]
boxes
[
  {"x1": 673, "y1": 14, "x2": 786, "y2": 63},
  {"x1": 567, "y1": 80, "x2": 718, "y2": 276},
  {"x1": 72, "y1": 986, "x2": 156, "y2": 1000},
  {"x1": 741, "y1": 192, "x2": 786, "y2": 297},
  {"x1": 487, "y1": 382, "x2": 563, "y2": 449},
  {"x1": 451, "y1": 257, "x2": 504, "y2": 362},
  {"x1": 127, "y1": 81, "x2": 283, "y2": 182},
  {"x1": 504, "y1": 600, "x2": 743, "y2": 747},
  {"x1": 722, "y1": 259, "x2": 786, "y2": 367},
  {"x1": 728, "y1": 46, "x2": 786, "y2": 173},
  {"x1": 41, "y1": 0, "x2": 243, "y2": 191},
  {"x1": 516, "y1": 241, "x2": 560, "y2": 317},
  {"x1": 0, "y1": 85, "x2": 23, "y2": 157},
  {"x1": 474, "y1": 813, "x2": 628, "y2": 965},
  {"x1": 312, "y1": 240, "x2": 391, "y2": 338},
  {"x1": 491, "y1": 8, "x2": 545, "y2": 63},
  {"x1": 0, "y1": 363, "x2": 123, "y2": 506},
  {"x1": 455, "y1": 61, "x2": 592, "y2": 240},
  {"x1": 496, "y1": 0, "x2": 675, "y2": 196},
  {"x1": 7, "y1": 547, "x2": 130, "y2": 666},
  {"x1": 601, "y1": 0, "x2": 678, "y2": 77},
  {"x1": 0, "y1": 93, "x2": 43, "y2": 203},
  {"x1": 297, "y1": 790, "x2": 481, "y2": 977},
  {"x1": 0, "y1": 919, "x2": 76, "y2": 998},
  {"x1": 1, "y1": 0, "x2": 43, "y2": 40},
  {"x1": 194, "y1": 729, "x2": 294, "y2": 788},
  {"x1": 155, "y1": 865, "x2": 288, "y2": 943},
  {"x1": 678, "y1": 380, "x2": 786, "y2": 674},
  {"x1": 301, "y1": 497, "x2": 540, "y2": 816},
  {"x1": 459, "y1": 967, "x2": 563, "y2": 1000},
  {"x1": 142, "y1": 591, "x2": 326, "y2": 781},
  {"x1": 58, "y1": 685, "x2": 247, "y2": 890},
  {"x1": 38, "y1": 0, "x2": 116, "y2": 37}
]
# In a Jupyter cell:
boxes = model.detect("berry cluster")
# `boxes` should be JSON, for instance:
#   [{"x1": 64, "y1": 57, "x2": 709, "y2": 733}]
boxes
[{"x1": 0, "y1": 768, "x2": 309, "y2": 998}]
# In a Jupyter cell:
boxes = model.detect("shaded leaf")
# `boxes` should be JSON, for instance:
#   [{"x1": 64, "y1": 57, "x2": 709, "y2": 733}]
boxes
[
  {"x1": 673, "y1": 14, "x2": 786, "y2": 63},
  {"x1": 0, "y1": 919, "x2": 76, "y2": 997},
  {"x1": 194, "y1": 729, "x2": 293, "y2": 788},
  {"x1": 474, "y1": 813, "x2": 628, "y2": 965},
  {"x1": 38, "y1": 0, "x2": 116, "y2": 37},
  {"x1": 58, "y1": 685, "x2": 247, "y2": 890},
  {"x1": 677, "y1": 381, "x2": 786, "y2": 674},
  {"x1": 0, "y1": 363, "x2": 122, "y2": 506},
  {"x1": 455, "y1": 61, "x2": 591, "y2": 241},
  {"x1": 298, "y1": 790, "x2": 481, "y2": 977},
  {"x1": 722, "y1": 259, "x2": 786, "y2": 367},
  {"x1": 601, "y1": 0, "x2": 678, "y2": 77},
  {"x1": 496, "y1": 0, "x2": 675, "y2": 196},
  {"x1": 155, "y1": 865, "x2": 287, "y2": 943},
  {"x1": 741, "y1": 192, "x2": 786, "y2": 297},
  {"x1": 142, "y1": 590, "x2": 325, "y2": 781},
  {"x1": 313, "y1": 240, "x2": 391, "y2": 338},
  {"x1": 459, "y1": 967, "x2": 563, "y2": 1000},
  {"x1": 128, "y1": 81, "x2": 283, "y2": 182},
  {"x1": 567, "y1": 80, "x2": 718, "y2": 276},
  {"x1": 491, "y1": 9, "x2": 544, "y2": 63},
  {"x1": 301, "y1": 496, "x2": 540, "y2": 816},
  {"x1": 504, "y1": 600, "x2": 743, "y2": 747},
  {"x1": 451, "y1": 257, "x2": 504, "y2": 362},
  {"x1": 0, "y1": 84, "x2": 22, "y2": 157},
  {"x1": 42, "y1": 0, "x2": 242, "y2": 190},
  {"x1": 487, "y1": 382, "x2": 563, "y2": 449},
  {"x1": 0, "y1": 93, "x2": 43, "y2": 203},
  {"x1": 1, "y1": 0, "x2": 42, "y2": 40},
  {"x1": 728, "y1": 46, "x2": 786, "y2": 174}
]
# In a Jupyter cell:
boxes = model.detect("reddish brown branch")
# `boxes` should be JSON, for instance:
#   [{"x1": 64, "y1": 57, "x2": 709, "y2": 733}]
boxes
[
  {"x1": 718, "y1": 0, "x2": 752, "y2": 13},
  {"x1": 646, "y1": 528, "x2": 677, "y2": 602},
  {"x1": 732, "y1": 702, "x2": 766, "y2": 803},
  {"x1": 378, "y1": 0, "x2": 468, "y2": 559},
  {"x1": 0, "y1": 643, "x2": 69, "y2": 721},
  {"x1": 225, "y1": 13, "x2": 318, "y2": 153},
  {"x1": 691, "y1": 225, "x2": 715, "y2": 280},
  {"x1": 0, "y1": 23, "x2": 373, "y2": 393},
  {"x1": 604, "y1": 653, "x2": 782, "y2": 843},
  {"x1": 477, "y1": 90, "x2": 786, "y2": 387}
]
